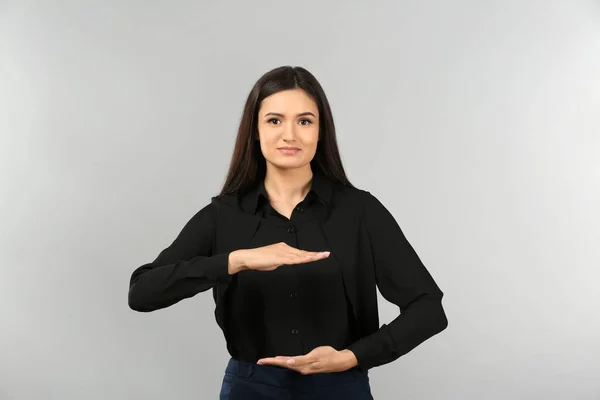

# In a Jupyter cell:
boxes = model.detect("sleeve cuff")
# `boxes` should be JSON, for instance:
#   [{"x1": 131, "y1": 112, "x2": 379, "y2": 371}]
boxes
[{"x1": 195, "y1": 252, "x2": 232, "y2": 284}]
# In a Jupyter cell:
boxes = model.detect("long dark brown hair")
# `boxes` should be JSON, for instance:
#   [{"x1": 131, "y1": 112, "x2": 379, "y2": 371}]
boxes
[{"x1": 219, "y1": 65, "x2": 354, "y2": 196}]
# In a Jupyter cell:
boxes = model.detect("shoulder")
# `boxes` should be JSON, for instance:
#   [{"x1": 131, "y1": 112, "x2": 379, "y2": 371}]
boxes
[
  {"x1": 330, "y1": 182, "x2": 378, "y2": 215},
  {"x1": 332, "y1": 183, "x2": 395, "y2": 226},
  {"x1": 207, "y1": 193, "x2": 240, "y2": 217},
  {"x1": 333, "y1": 183, "x2": 375, "y2": 208},
  {"x1": 210, "y1": 193, "x2": 237, "y2": 207},
  {"x1": 174, "y1": 194, "x2": 237, "y2": 224}
]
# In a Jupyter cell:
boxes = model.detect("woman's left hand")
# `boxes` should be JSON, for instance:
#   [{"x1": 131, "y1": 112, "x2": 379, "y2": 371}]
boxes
[{"x1": 257, "y1": 346, "x2": 358, "y2": 375}]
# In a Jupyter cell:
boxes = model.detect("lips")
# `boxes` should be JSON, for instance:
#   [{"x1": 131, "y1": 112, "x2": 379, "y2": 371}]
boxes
[{"x1": 278, "y1": 147, "x2": 300, "y2": 154}]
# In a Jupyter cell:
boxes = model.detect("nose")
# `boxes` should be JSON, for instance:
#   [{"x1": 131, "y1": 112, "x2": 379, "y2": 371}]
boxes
[{"x1": 281, "y1": 121, "x2": 298, "y2": 141}]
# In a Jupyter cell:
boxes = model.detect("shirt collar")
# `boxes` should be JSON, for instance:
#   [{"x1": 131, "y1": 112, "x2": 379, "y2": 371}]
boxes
[{"x1": 249, "y1": 170, "x2": 332, "y2": 214}]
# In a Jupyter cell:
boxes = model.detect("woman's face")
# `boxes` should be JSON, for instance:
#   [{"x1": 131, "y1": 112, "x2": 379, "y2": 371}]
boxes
[{"x1": 257, "y1": 89, "x2": 320, "y2": 171}]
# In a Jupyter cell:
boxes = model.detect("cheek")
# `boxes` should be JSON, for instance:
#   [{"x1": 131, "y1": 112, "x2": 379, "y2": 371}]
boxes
[
  {"x1": 258, "y1": 131, "x2": 278, "y2": 151},
  {"x1": 305, "y1": 128, "x2": 320, "y2": 146}
]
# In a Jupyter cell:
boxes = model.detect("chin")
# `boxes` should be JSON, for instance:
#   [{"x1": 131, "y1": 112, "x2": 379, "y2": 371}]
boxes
[{"x1": 268, "y1": 159, "x2": 308, "y2": 170}]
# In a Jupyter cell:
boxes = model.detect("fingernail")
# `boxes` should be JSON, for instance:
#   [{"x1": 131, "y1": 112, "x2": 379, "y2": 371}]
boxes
[
  {"x1": 321, "y1": 251, "x2": 330, "y2": 256},
  {"x1": 257, "y1": 360, "x2": 263, "y2": 365}
]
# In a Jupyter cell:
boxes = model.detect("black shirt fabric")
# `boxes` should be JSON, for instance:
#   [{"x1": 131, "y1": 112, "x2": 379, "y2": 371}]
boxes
[
  {"x1": 128, "y1": 170, "x2": 448, "y2": 371},
  {"x1": 225, "y1": 173, "x2": 359, "y2": 362}
]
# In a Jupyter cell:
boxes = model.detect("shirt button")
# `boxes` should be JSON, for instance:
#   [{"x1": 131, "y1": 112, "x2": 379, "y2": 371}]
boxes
[
  {"x1": 287, "y1": 227, "x2": 295, "y2": 234},
  {"x1": 290, "y1": 292, "x2": 297, "y2": 298},
  {"x1": 297, "y1": 206, "x2": 304, "y2": 212},
  {"x1": 291, "y1": 329, "x2": 299, "y2": 334}
]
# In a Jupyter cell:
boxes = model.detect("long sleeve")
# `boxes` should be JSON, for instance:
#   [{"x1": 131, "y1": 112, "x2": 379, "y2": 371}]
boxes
[
  {"x1": 128, "y1": 201, "x2": 232, "y2": 312},
  {"x1": 346, "y1": 192, "x2": 448, "y2": 370}
]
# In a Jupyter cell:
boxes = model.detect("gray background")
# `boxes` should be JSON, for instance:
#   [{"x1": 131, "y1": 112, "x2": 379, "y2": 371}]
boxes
[{"x1": 1, "y1": 1, "x2": 599, "y2": 399}]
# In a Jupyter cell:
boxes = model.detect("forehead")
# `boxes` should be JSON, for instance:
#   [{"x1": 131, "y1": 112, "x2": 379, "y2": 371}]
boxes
[{"x1": 259, "y1": 89, "x2": 318, "y2": 115}]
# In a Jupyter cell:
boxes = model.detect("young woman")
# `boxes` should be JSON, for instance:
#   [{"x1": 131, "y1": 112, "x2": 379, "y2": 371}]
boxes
[{"x1": 128, "y1": 66, "x2": 448, "y2": 399}]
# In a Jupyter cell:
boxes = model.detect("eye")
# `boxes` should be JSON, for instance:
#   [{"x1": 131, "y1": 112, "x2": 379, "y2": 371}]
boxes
[
  {"x1": 267, "y1": 118, "x2": 281, "y2": 125},
  {"x1": 299, "y1": 119, "x2": 313, "y2": 126}
]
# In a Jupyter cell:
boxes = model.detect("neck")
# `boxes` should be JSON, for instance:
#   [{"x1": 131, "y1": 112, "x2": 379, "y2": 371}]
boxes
[{"x1": 263, "y1": 165, "x2": 313, "y2": 204}]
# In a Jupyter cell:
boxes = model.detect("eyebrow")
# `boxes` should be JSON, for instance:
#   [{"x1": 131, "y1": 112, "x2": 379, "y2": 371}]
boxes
[{"x1": 264, "y1": 112, "x2": 316, "y2": 118}]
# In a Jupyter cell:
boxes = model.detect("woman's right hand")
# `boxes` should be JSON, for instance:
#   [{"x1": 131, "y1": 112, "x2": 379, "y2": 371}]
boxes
[{"x1": 228, "y1": 242, "x2": 330, "y2": 274}]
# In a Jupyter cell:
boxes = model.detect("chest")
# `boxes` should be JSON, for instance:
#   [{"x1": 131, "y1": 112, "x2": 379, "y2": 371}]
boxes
[
  {"x1": 212, "y1": 199, "x2": 367, "y2": 282},
  {"x1": 243, "y1": 216, "x2": 342, "y2": 286},
  {"x1": 210, "y1": 195, "x2": 376, "y2": 328}
]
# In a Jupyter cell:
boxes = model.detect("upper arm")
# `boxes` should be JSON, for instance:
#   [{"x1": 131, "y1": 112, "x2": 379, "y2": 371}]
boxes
[
  {"x1": 150, "y1": 200, "x2": 216, "y2": 267},
  {"x1": 362, "y1": 192, "x2": 443, "y2": 310}
]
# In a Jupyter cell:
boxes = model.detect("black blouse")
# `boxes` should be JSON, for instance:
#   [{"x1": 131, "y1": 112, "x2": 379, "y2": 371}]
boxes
[
  {"x1": 225, "y1": 174, "x2": 359, "y2": 362},
  {"x1": 128, "y1": 171, "x2": 448, "y2": 371}
]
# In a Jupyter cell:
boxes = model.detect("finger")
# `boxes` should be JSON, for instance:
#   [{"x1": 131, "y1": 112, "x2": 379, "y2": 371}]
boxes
[
  {"x1": 288, "y1": 256, "x2": 317, "y2": 265},
  {"x1": 256, "y1": 358, "x2": 282, "y2": 366},
  {"x1": 297, "y1": 251, "x2": 330, "y2": 262},
  {"x1": 290, "y1": 249, "x2": 315, "y2": 259},
  {"x1": 307, "y1": 250, "x2": 330, "y2": 258},
  {"x1": 287, "y1": 247, "x2": 325, "y2": 257},
  {"x1": 257, "y1": 357, "x2": 291, "y2": 367},
  {"x1": 305, "y1": 251, "x2": 330, "y2": 262},
  {"x1": 284, "y1": 254, "x2": 312, "y2": 265},
  {"x1": 287, "y1": 355, "x2": 318, "y2": 366}
]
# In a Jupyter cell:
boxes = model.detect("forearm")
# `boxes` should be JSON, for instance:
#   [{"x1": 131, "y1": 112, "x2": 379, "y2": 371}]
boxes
[
  {"x1": 128, "y1": 252, "x2": 234, "y2": 312},
  {"x1": 347, "y1": 294, "x2": 447, "y2": 370}
]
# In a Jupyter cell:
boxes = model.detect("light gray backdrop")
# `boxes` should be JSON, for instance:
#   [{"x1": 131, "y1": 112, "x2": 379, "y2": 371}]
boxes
[{"x1": 1, "y1": 1, "x2": 599, "y2": 399}]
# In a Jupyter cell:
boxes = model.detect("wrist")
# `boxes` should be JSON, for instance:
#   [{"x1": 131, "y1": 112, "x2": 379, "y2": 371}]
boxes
[
  {"x1": 228, "y1": 250, "x2": 246, "y2": 275},
  {"x1": 339, "y1": 349, "x2": 358, "y2": 369}
]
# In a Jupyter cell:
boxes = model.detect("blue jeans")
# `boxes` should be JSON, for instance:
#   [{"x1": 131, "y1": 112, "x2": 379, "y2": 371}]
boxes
[{"x1": 219, "y1": 358, "x2": 373, "y2": 399}]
